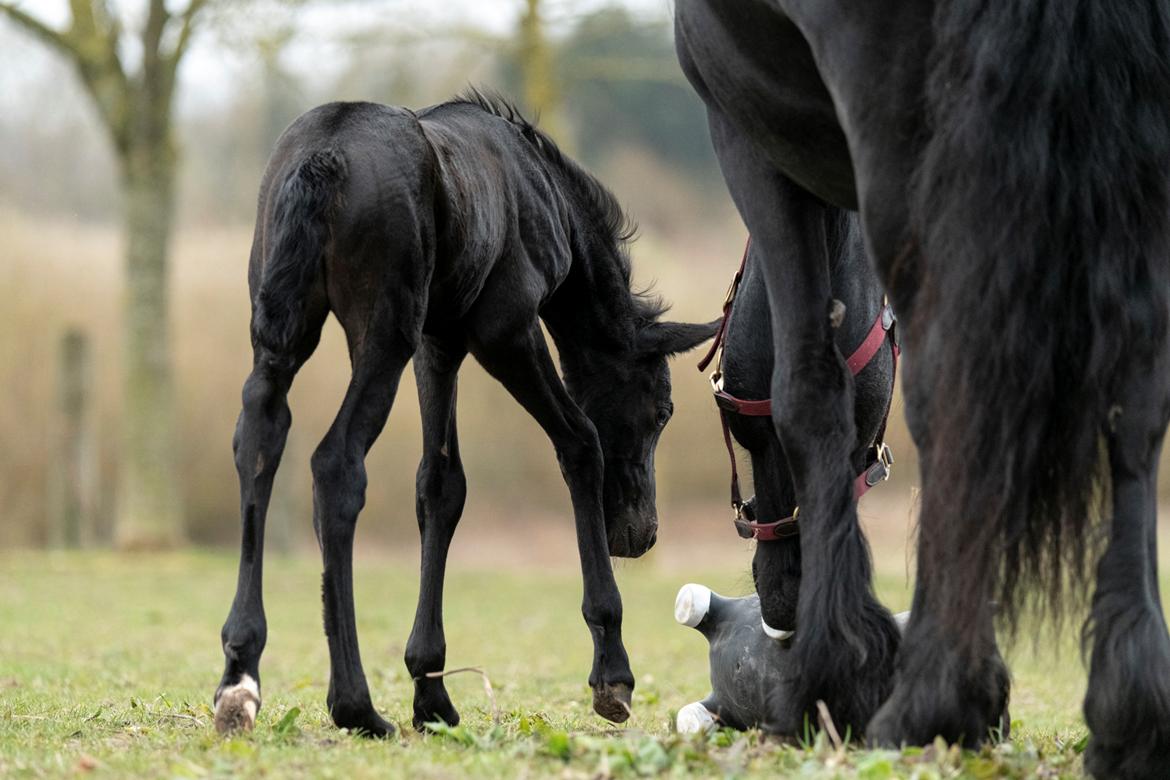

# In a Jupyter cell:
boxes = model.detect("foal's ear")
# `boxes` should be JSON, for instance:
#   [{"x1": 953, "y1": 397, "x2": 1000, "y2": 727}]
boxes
[{"x1": 638, "y1": 319, "x2": 721, "y2": 356}]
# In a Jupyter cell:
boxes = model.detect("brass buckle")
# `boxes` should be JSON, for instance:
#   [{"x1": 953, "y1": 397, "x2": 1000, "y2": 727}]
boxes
[
  {"x1": 721, "y1": 275, "x2": 739, "y2": 309},
  {"x1": 732, "y1": 499, "x2": 752, "y2": 538},
  {"x1": 876, "y1": 442, "x2": 894, "y2": 471},
  {"x1": 710, "y1": 370, "x2": 724, "y2": 395}
]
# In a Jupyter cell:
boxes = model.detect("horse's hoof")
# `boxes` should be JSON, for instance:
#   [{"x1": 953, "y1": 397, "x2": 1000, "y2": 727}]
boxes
[
  {"x1": 676, "y1": 701, "x2": 717, "y2": 734},
  {"x1": 593, "y1": 682, "x2": 633, "y2": 723},
  {"x1": 214, "y1": 674, "x2": 260, "y2": 735}
]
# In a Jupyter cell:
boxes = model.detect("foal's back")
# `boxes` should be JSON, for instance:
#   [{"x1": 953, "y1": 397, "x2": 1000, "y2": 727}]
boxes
[
  {"x1": 252, "y1": 98, "x2": 575, "y2": 343},
  {"x1": 251, "y1": 101, "x2": 440, "y2": 349}
]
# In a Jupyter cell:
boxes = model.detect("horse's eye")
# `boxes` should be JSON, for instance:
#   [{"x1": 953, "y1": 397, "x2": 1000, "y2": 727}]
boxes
[{"x1": 656, "y1": 405, "x2": 673, "y2": 427}]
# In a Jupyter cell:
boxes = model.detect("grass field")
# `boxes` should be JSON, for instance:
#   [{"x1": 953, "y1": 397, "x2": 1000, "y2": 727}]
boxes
[{"x1": 0, "y1": 549, "x2": 1112, "y2": 779}]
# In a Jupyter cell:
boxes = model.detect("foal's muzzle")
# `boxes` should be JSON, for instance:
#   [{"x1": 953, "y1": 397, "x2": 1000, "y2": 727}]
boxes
[{"x1": 608, "y1": 518, "x2": 658, "y2": 558}]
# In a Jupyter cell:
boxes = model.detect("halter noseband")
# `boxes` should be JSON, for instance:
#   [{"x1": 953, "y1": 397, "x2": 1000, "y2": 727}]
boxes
[{"x1": 697, "y1": 240, "x2": 900, "y2": 542}]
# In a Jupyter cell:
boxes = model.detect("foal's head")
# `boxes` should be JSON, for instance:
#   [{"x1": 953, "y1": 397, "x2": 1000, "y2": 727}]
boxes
[
  {"x1": 455, "y1": 88, "x2": 720, "y2": 556},
  {"x1": 566, "y1": 317, "x2": 718, "y2": 558}
]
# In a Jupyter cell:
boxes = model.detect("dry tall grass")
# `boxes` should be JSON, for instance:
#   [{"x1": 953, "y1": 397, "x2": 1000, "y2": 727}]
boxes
[{"x1": 8, "y1": 211, "x2": 920, "y2": 550}]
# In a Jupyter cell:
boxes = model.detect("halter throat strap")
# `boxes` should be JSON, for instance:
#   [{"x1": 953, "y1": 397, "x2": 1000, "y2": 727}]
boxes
[{"x1": 700, "y1": 240, "x2": 900, "y2": 542}]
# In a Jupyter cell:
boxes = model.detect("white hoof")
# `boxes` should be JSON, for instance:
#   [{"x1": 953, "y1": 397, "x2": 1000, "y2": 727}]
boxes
[
  {"x1": 761, "y1": 618, "x2": 794, "y2": 641},
  {"x1": 676, "y1": 701, "x2": 718, "y2": 734},
  {"x1": 674, "y1": 584, "x2": 712, "y2": 628},
  {"x1": 893, "y1": 610, "x2": 910, "y2": 632},
  {"x1": 214, "y1": 674, "x2": 260, "y2": 734}
]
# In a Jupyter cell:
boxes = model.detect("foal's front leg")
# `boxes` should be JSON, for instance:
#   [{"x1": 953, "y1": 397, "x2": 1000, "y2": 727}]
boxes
[
  {"x1": 405, "y1": 338, "x2": 468, "y2": 730},
  {"x1": 472, "y1": 323, "x2": 635, "y2": 723}
]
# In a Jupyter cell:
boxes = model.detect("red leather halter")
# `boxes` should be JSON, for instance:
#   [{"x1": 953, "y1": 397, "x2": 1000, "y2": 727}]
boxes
[{"x1": 696, "y1": 241, "x2": 900, "y2": 541}]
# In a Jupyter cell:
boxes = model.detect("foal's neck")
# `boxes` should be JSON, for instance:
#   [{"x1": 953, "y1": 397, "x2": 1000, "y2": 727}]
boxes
[{"x1": 543, "y1": 235, "x2": 637, "y2": 362}]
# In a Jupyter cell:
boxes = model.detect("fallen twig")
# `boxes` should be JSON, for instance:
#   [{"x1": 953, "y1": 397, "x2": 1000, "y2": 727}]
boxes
[
  {"x1": 815, "y1": 700, "x2": 843, "y2": 751},
  {"x1": 425, "y1": 667, "x2": 499, "y2": 725}
]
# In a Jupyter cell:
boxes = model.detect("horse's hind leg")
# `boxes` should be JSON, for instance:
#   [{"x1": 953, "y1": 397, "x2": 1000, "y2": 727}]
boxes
[
  {"x1": 866, "y1": 342, "x2": 1009, "y2": 748},
  {"x1": 214, "y1": 314, "x2": 325, "y2": 734},
  {"x1": 1084, "y1": 368, "x2": 1170, "y2": 779},
  {"x1": 404, "y1": 337, "x2": 467, "y2": 730}
]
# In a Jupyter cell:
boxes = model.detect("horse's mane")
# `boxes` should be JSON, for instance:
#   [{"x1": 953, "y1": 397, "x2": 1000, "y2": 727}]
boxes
[{"x1": 451, "y1": 88, "x2": 666, "y2": 321}]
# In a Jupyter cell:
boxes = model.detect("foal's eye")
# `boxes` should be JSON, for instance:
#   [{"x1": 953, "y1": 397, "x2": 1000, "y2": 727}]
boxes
[{"x1": 656, "y1": 405, "x2": 673, "y2": 427}]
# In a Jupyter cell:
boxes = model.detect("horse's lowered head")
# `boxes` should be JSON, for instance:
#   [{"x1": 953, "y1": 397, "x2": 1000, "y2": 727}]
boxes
[{"x1": 564, "y1": 318, "x2": 718, "y2": 558}]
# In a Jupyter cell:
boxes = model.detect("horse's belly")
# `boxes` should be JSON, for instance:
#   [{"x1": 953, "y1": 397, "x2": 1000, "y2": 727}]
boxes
[{"x1": 675, "y1": 0, "x2": 857, "y2": 207}]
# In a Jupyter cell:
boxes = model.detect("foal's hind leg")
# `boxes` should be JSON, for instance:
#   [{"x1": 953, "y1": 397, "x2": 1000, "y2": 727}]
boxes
[
  {"x1": 706, "y1": 110, "x2": 899, "y2": 735},
  {"x1": 404, "y1": 337, "x2": 467, "y2": 730},
  {"x1": 1083, "y1": 370, "x2": 1170, "y2": 780},
  {"x1": 214, "y1": 322, "x2": 323, "y2": 734},
  {"x1": 313, "y1": 320, "x2": 418, "y2": 738},
  {"x1": 470, "y1": 322, "x2": 634, "y2": 723}
]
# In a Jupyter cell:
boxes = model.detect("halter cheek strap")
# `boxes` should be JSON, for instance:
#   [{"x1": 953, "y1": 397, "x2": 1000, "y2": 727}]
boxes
[{"x1": 700, "y1": 240, "x2": 900, "y2": 542}]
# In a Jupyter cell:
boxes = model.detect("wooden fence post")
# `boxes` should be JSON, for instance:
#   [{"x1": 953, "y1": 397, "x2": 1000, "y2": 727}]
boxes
[{"x1": 50, "y1": 328, "x2": 96, "y2": 548}]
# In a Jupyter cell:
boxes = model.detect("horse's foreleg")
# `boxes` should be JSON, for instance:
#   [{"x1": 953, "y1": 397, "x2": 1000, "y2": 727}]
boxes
[
  {"x1": 705, "y1": 108, "x2": 898, "y2": 737},
  {"x1": 312, "y1": 328, "x2": 414, "y2": 738},
  {"x1": 1084, "y1": 368, "x2": 1170, "y2": 780},
  {"x1": 214, "y1": 341, "x2": 314, "y2": 734},
  {"x1": 471, "y1": 322, "x2": 634, "y2": 724},
  {"x1": 405, "y1": 338, "x2": 467, "y2": 731}
]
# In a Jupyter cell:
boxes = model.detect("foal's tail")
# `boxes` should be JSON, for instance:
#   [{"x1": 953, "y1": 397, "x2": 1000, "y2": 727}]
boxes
[
  {"x1": 252, "y1": 149, "x2": 348, "y2": 355},
  {"x1": 912, "y1": 1, "x2": 1170, "y2": 631}
]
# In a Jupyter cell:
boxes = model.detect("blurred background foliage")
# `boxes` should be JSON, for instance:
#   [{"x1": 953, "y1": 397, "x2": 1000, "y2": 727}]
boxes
[{"x1": 0, "y1": 0, "x2": 922, "y2": 552}]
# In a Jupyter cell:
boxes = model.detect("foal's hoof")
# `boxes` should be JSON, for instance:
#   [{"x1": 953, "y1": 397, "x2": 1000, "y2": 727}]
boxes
[
  {"x1": 412, "y1": 686, "x2": 461, "y2": 732},
  {"x1": 214, "y1": 674, "x2": 260, "y2": 734},
  {"x1": 331, "y1": 700, "x2": 396, "y2": 738},
  {"x1": 593, "y1": 682, "x2": 633, "y2": 723}
]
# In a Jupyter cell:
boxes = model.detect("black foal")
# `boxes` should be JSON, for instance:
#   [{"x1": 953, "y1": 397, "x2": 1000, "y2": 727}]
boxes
[{"x1": 213, "y1": 91, "x2": 716, "y2": 736}]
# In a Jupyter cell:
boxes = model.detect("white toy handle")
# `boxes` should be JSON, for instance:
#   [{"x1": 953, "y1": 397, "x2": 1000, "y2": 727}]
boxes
[
  {"x1": 674, "y1": 583, "x2": 712, "y2": 628},
  {"x1": 676, "y1": 701, "x2": 718, "y2": 734}
]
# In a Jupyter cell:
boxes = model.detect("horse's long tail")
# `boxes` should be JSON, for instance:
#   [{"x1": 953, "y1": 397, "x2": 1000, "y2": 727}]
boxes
[
  {"x1": 911, "y1": 1, "x2": 1170, "y2": 631},
  {"x1": 252, "y1": 149, "x2": 348, "y2": 355}
]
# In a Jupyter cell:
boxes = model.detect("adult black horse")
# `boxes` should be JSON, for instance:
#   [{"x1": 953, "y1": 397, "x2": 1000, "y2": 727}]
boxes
[
  {"x1": 709, "y1": 218, "x2": 925, "y2": 730},
  {"x1": 211, "y1": 91, "x2": 716, "y2": 737},
  {"x1": 675, "y1": 2, "x2": 1170, "y2": 777}
]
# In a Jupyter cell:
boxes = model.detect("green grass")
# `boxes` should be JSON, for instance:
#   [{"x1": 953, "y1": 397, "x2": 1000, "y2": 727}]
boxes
[{"x1": 0, "y1": 552, "x2": 1101, "y2": 778}]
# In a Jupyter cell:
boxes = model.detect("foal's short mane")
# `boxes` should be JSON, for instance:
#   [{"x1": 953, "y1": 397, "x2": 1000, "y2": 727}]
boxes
[{"x1": 452, "y1": 88, "x2": 666, "y2": 322}]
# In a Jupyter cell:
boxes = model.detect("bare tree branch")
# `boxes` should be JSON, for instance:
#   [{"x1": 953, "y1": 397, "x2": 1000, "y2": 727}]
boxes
[
  {"x1": 68, "y1": 0, "x2": 98, "y2": 37},
  {"x1": 0, "y1": 1, "x2": 128, "y2": 151},
  {"x1": 0, "y1": 2, "x2": 74, "y2": 57},
  {"x1": 142, "y1": 0, "x2": 169, "y2": 71},
  {"x1": 157, "y1": 0, "x2": 209, "y2": 101},
  {"x1": 172, "y1": 0, "x2": 209, "y2": 62}
]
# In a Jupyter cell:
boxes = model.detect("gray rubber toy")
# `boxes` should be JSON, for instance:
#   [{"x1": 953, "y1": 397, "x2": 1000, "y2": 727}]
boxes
[{"x1": 674, "y1": 583, "x2": 909, "y2": 733}]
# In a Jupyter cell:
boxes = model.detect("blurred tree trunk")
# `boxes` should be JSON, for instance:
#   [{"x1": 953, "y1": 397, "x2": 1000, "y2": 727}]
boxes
[
  {"x1": 1, "y1": 0, "x2": 208, "y2": 547},
  {"x1": 119, "y1": 137, "x2": 181, "y2": 548},
  {"x1": 517, "y1": 0, "x2": 563, "y2": 140},
  {"x1": 258, "y1": 28, "x2": 300, "y2": 152}
]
